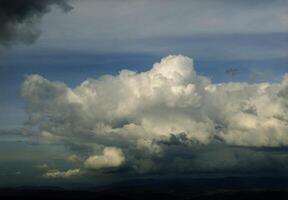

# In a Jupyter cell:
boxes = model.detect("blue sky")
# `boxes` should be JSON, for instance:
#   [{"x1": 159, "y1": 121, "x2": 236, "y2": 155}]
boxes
[{"x1": 1, "y1": 5, "x2": 287, "y2": 127}]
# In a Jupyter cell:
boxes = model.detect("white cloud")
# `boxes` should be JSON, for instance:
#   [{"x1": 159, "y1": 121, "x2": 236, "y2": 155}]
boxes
[
  {"x1": 43, "y1": 168, "x2": 81, "y2": 178},
  {"x1": 22, "y1": 55, "x2": 288, "y2": 172},
  {"x1": 84, "y1": 147, "x2": 125, "y2": 170}
]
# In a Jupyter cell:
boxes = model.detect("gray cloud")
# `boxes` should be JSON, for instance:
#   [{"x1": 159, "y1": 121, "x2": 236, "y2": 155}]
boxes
[
  {"x1": 0, "y1": 0, "x2": 71, "y2": 48},
  {"x1": 18, "y1": 0, "x2": 287, "y2": 61},
  {"x1": 0, "y1": 128, "x2": 25, "y2": 136}
]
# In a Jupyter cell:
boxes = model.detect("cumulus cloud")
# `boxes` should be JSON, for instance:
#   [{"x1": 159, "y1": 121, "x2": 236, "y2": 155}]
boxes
[
  {"x1": 43, "y1": 168, "x2": 81, "y2": 178},
  {"x1": 84, "y1": 147, "x2": 125, "y2": 170},
  {"x1": 0, "y1": 0, "x2": 71, "y2": 47},
  {"x1": 22, "y1": 55, "x2": 288, "y2": 173}
]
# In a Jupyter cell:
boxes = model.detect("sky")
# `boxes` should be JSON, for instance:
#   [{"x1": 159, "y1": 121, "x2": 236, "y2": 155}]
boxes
[{"x1": 0, "y1": 0, "x2": 288, "y2": 187}]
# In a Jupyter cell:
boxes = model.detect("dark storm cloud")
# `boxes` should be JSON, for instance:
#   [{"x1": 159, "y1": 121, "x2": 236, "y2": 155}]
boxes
[{"x1": 0, "y1": 0, "x2": 72, "y2": 47}]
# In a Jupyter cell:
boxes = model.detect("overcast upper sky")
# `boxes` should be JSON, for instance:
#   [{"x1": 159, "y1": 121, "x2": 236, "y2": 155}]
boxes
[
  {"x1": 4, "y1": 0, "x2": 288, "y2": 59},
  {"x1": 0, "y1": 0, "x2": 288, "y2": 187}
]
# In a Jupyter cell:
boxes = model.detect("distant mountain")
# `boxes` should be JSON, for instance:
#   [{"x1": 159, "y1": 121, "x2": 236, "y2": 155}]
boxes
[{"x1": 1, "y1": 176, "x2": 288, "y2": 199}]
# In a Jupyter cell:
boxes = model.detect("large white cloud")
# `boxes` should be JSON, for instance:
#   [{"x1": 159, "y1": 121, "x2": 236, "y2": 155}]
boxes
[{"x1": 22, "y1": 55, "x2": 288, "y2": 173}]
